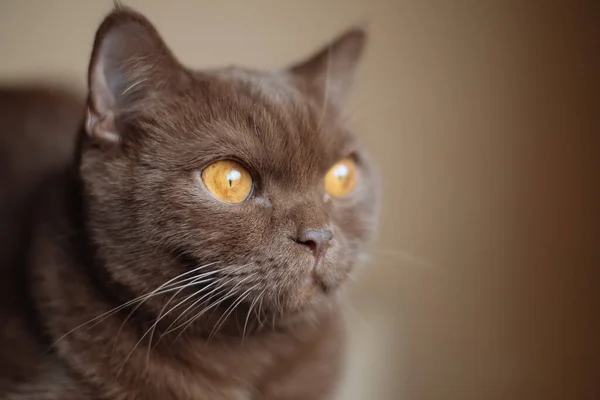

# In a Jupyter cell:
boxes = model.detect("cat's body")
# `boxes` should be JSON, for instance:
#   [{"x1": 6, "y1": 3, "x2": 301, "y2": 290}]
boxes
[
  {"x1": 0, "y1": 7, "x2": 379, "y2": 400},
  {"x1": 3, "y1": 174, "x2": 344, "y2": 399},
  {"x1": 0, "y1": 86, "x2": 81, "y2": 397}
]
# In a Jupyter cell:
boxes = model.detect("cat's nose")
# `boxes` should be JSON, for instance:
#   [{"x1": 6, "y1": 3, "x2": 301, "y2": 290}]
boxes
[{"x1": 293, "y1": 228, "x2": 333, "y2": 259}]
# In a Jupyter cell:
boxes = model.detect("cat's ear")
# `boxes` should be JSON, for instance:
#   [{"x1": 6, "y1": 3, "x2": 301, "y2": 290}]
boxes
[
  {"x1": 289, "y1": 27, "x2": 366, "y2": 108},
  {"x1": 85, "y1": 7, "x2": 189, "y2": 144}
]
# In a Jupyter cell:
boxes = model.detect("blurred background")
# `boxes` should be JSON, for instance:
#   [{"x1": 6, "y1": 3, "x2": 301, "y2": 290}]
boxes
[{"x1": 0, "y1": 1, "x2": 598, "y2": 399}]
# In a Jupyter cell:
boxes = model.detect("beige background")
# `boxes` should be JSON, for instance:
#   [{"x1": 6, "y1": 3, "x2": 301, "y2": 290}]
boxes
[{"x1": 1, "y1": 1, "x2": 598, "y2": 399}]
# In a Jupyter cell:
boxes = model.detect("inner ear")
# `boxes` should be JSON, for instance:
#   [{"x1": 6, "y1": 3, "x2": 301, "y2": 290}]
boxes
[
  {"x1": 86, "y1": 7, "x2": 189, "y2": 144},
  {"x1": 289, "y1": 27, "x2": 367, "y2": 109}
]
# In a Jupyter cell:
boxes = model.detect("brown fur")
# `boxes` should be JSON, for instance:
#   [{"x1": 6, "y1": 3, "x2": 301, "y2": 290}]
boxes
[{"x1": 0, "y1": 6, "x2": 379, "y2": 400}]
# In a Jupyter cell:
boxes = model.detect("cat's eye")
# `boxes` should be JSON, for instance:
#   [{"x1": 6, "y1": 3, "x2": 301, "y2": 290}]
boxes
[
  {"x1": 324, "y1": 157, "x2": 358, "y2": 197},
  {"x1": 201, "y1": 160, "x2": 253, "y2": 204}
]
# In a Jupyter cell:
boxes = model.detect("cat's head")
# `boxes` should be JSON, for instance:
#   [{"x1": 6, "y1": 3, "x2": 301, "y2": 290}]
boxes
[{"x1": 79, "y1": 7, "x2": 380, "y2": 333}]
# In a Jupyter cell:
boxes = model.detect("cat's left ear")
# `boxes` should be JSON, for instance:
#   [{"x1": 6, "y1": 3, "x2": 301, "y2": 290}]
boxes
[{"x1": 288, "y1": 27, "x2": 366, "y2": 108}]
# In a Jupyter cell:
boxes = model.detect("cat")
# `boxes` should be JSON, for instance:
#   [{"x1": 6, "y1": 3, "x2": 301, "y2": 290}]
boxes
[{"x1": 0, "y1": 6, "x2": 380, "y2": 400}]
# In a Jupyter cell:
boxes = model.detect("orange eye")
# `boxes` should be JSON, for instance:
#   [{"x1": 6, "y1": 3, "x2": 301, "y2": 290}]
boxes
[
  {"x1": 324, "y1": 157, "x2": 358, "y2": 197},
  {"x1": 201, "y1": 160, "x2": 253, "y2": 204}
]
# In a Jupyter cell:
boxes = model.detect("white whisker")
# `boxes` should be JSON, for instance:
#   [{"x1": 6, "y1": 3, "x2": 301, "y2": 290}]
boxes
[
  {"x1": 242, "y1": 288, "x2": 265, "y2": 342},
  {"x1": 118, "y1": 275, "x2": 218, "y2": 377},
  {"x1": 209, "y1": 284, "x2": 259, "y2": 342},
  {"x1": 170, "y1": 273, "x2": 258, "y2": 343},
  {"x1": 256, "y1": 291, "x2": 266, "y2": 330},
  {"x1": 49, "y1": 261, "x2": 220, "y2": 351},
  {"x1": 110, "y1": 261, "x2": 221, "y2": 358},
  {"x1": 160, "y1": 263, "x2": 253, "y2": 337}
]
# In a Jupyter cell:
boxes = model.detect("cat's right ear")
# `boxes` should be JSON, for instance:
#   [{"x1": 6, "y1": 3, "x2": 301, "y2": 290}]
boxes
[
  {"x1": 85, "y1": 7, "x2": 189, "y2": 144},
  {"x1": 288, "y1": 27, "x2": 367, "y2": 110}
]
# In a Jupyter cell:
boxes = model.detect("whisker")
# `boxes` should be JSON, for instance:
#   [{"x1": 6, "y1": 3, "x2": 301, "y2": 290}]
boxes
[
  {"x1": 151, "y1": 278, "x2": 233, "y2": 349},
  {"x1": 160, "y1": 279, "x2": 229, "y2": 338},
  {"x1": 208, "y1": 284, "x2": 259, "y2": 343},
  {"x1": 48, "y1": 261, "x2": 221, "y2": 351},
  {"x1": 144, "y1": 274, "x2": 218, "y2": 366},
  {"x1": 110, "y1": 262, "x2": 222, "y2": 358},
  {"x1": 163, "y1": 284, "x2": 231, "y2": 341},
  {"x1": 242, "y1": 288, "x2": 265, "y2": 342},
  {"x1": 204, "y1": 274, "x2": 259, "y2": 340},
  {"x1": 159, "y1": 263, "x2": 253, "y2": 337},
  {"x1": 117, "y1": 275, "x2": 218, "y2": 377},
  {"x1": 256, "y1": 292, "x2": 266, "y2": 330},
  {"x1": 170, "y1": 273, "x2": 258, "y2": 343}
]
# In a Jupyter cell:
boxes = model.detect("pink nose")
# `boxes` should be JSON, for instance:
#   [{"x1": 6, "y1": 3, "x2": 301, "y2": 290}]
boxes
[{"x1": 292, "y1": 228, "x2": 333, "y2": 259}]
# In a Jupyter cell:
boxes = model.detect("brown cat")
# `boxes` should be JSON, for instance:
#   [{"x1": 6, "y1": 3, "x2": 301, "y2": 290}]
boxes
[{"x1": 0, "y1": 6, "x2": 380, "y2": 400}]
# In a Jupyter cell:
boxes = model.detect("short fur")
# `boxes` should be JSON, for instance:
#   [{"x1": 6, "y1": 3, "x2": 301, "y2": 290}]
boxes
[{"x1": 0, "y1": 6, "x2": 380, "y2": 400}]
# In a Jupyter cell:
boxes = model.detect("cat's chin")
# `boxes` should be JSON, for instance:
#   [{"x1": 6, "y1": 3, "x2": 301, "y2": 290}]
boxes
[
  {"x1": 170, "y1": 289, "x2": 337, "y2": 340},
  {"x1": 279, "y1": 278, "x2": 343, "y2": 317},
  {"x1": 274, "y1": 292, "x2": 340, "y2": 329}
]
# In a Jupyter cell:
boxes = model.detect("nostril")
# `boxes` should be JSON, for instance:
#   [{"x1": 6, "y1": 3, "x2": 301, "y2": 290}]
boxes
[
  {"x1": 298, "y1": 239, "x2": 317, "y2": 253},
  {"x1": 291, "y1": 228, "x2": 333, "y2": 257},
  {"x1": 292, "y1": 238, "x2": 320, "y2": 259}
]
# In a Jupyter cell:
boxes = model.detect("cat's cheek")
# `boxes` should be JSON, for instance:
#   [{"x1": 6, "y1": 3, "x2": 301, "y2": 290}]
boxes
[{"x1": 332, "y1": 198, "x2": 379, "y2": 246}]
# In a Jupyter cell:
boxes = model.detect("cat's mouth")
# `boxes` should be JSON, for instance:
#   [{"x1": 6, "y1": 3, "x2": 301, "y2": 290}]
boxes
[{"x1": 167, "y1": 244, "x2": 346, "y2": 311}]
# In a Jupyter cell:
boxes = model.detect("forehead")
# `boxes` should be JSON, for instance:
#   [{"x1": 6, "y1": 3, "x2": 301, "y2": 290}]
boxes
[{"x1": 138, "y1": 68, "x2": 356, "y2": 182}]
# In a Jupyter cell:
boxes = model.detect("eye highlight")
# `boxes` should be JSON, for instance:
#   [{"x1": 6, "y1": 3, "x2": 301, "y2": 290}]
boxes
[
  {"x1": 324, "y1": 157, "x2": 358, "y2": 197},
  {"x1": 201, "y1": 160, "x2": 253, "y2": 204}
]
